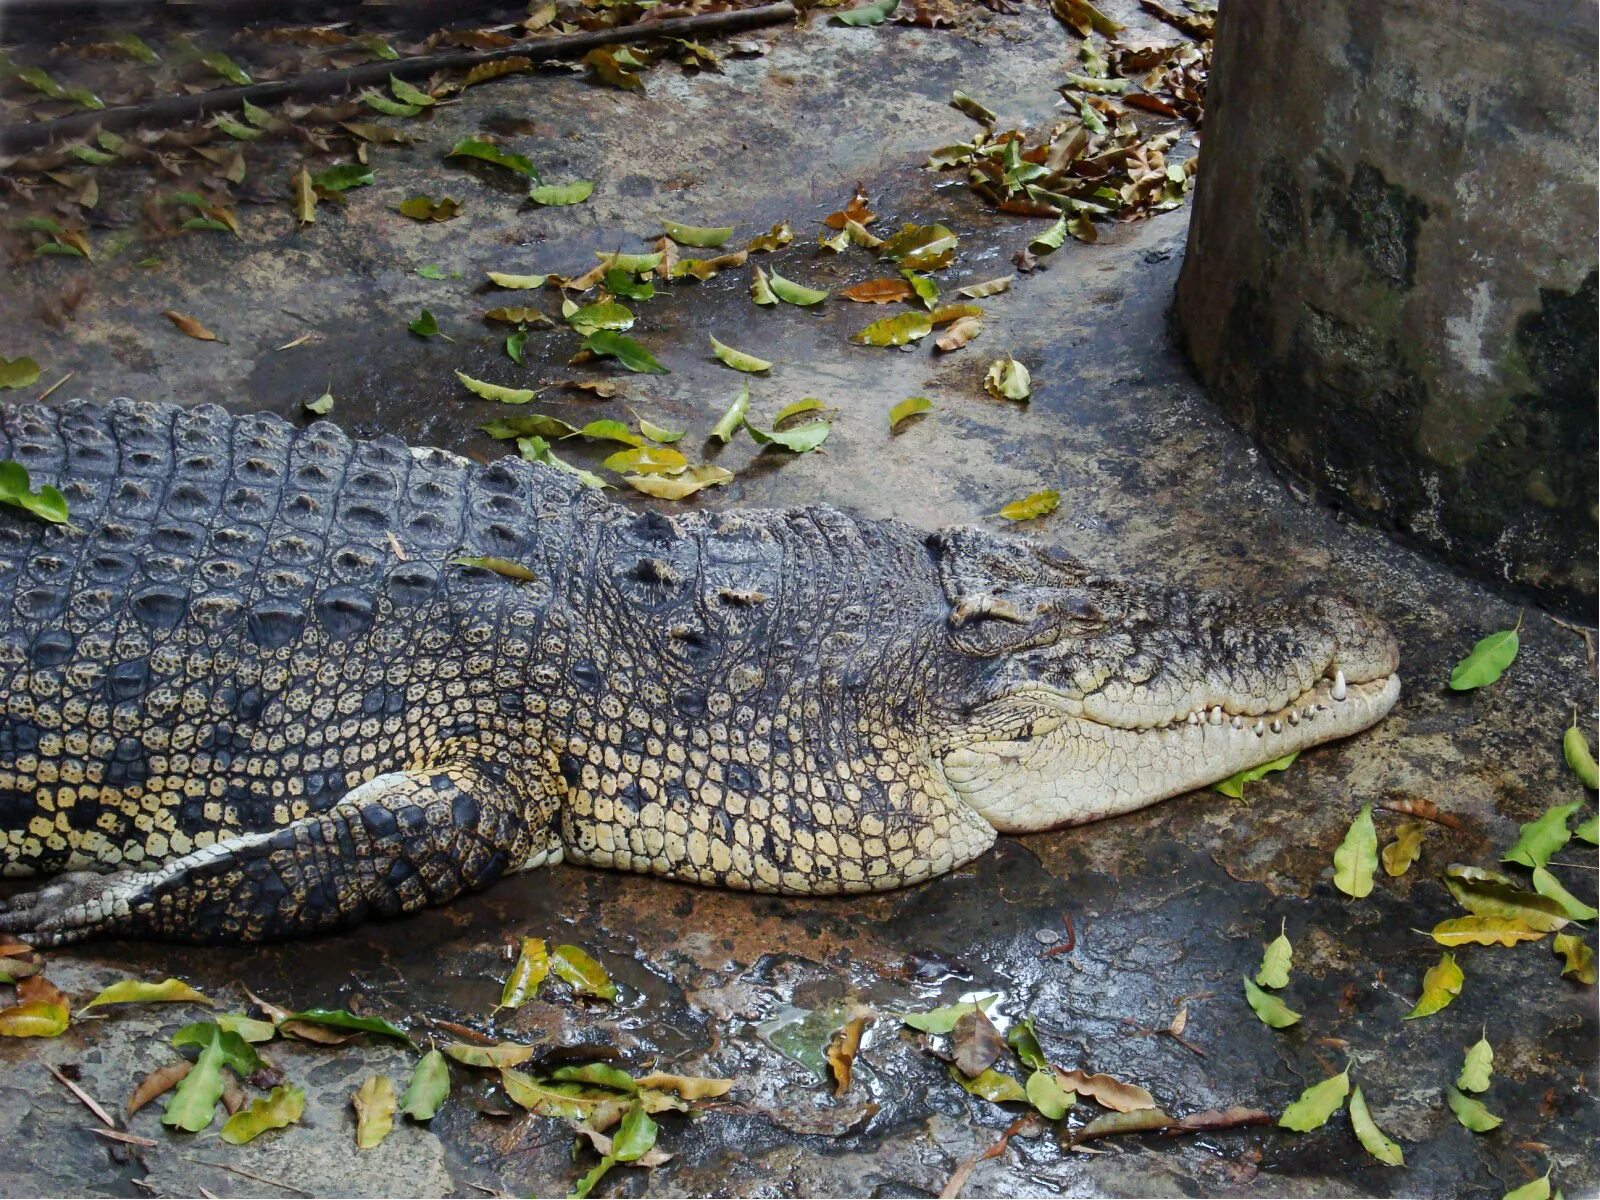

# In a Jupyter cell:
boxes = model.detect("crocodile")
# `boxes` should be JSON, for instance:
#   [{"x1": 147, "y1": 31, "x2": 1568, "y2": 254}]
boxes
[{"x1": 0, "y1": 398, "x2": 1400, "y2": 945}]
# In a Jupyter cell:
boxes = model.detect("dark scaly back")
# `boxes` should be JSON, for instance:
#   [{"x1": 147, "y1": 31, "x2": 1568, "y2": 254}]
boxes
[{"x1": 0, "y1": 398, "x2": 585, "y2": 876}]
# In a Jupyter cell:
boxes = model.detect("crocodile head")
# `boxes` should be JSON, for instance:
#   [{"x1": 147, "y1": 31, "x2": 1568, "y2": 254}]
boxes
[{"x1": 924, "y1": 529, "x2": 1400, "y2": 833}]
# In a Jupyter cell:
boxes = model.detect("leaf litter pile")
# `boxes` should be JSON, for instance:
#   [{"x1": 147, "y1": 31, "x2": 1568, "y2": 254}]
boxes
[{"x1": 1, "y1": 4, "x2": 1595, "y2": 1197}]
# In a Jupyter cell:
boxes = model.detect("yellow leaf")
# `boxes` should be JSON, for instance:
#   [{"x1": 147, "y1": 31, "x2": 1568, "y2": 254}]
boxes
[
  {"x1": 1429, "y1": 916, "x2": 1545, "y2": 947},
  {"x1": 998, "y1": 490, "x2": 1060, "y2": 521}
]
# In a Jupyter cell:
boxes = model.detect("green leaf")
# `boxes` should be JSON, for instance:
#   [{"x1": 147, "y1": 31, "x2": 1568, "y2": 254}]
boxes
[
  {"x1": 1255, "y1": 919, "x2": 1293, "y2": 988},
  {"x1": 879, "y1": 222, "x2": 958, "y2": 270},
  {"x1": 1026, "y1": 1068, "x2": 1072, "y2": 1119},
  {"x1": 1446, "y1": 1084, "x2": 1501, "y2": 1132},
  {"x1": 750, "y1": 264, "x2": 778, "y2": 306},
  {"x1": 950, "y1": 90, "x2": 997, "y2": 125},
  {"x1": 446, "y1": 138, "x2": 536, "y2": 178},
  {"x1": 312, "y1": 163, "x2": 373, "y2": 192},
  {"x1": 517, "y1": 437, "x2": 610, "y2": 490},
  {"x1": 213, "y1": 116, "x2": 262, "y2": 141},
  {"x1": 551, "y1": 944, "x2": 617, "y2": 1001},
  {"x1": 1005, "y1": 1017, "x2": 1049, "y2": 1070},
  {"x1": 450, "y1": 556, "x2": 538, "y2": 582},
  {"x1": 1382, "y1": 820, "x2": 1427, "y2": 876},
  {"x1": 984, "y1": 355, "x2": 1031, "y2": 401},
  {"x1": 574, "y1": 419, "x2": 643, "y2": 447},
  {"x1": 529, "y1": 180, "x2": 594, "y2": 206},
  {"x1": 1503, "y1": 1173, "x2": 1554, "y2": 1200},
  {"x1": 214, "y1": 1012, "x2": 277, "y2": 1042},
  {"x1": 389, "y1": 75, "x2": 437, "y2": 106},
  {"x1": 0, "y1": 356, "x2": 43, "y2": 389},
  {"x1": 898, "y1": 995, "x2": 998, "y2": 1034},
  {"x1": 583, "y1": 330, "x2": 667, "y2": 374},
  {"x1": 172, "y1": 1024, "x2": 263, "y2": 1076},
  {"x1": 200, "y1": 50, "x2": 251, "y2": 85},
  {"x1": 162, "y1": 1027, "x2": 227, "y2": 1132},
  {"x1": 0, "y1": 460, "x2": 70, "y2": 525},
  {"x1": 1429, "y1": 916, "x2": 1544, "y2": 947},
  {"x1": 833, "y1": 0, "x2": 900, "y2": 27},
  {"x1": 568, "y1": 301, "x2": 635, "y2": 335},
  {"x1": 998, "y1": 490, "x2": 1059, "y2": 521},
  {"x1": 901, "y1": 270, "x2": 939, "y2": 310},
  {"x1": 710, "y1": 335, "x2": 772, "y2": 373},
  {"x1": 456, "y1": 372, "x2": 538, "y2": 405},
  {"x1": 1030, "y1": 216, "x2": 1069, "y2": 255},
  {"x1": 483, "y1": 414, "x2": 575, "y2": 440},
  {"x1": 506, "y1": 329, "x2": 528, "y2": 365},
  {"x1": 552, "y1": 1063, "x2": 637, "y2": 1093},
  {"x1": 68, "y1": 142, "x2": 116, "y2": 165},
  {"x1": 950, "y1": 1064, "x2": 1027, "y2": 1103},
  {"x1": 398, "y1": 195, "x2": 461, "y2": 221},
  {"x1": 612, "y1": 1101, "x2": 659, "y2": 1159},
  {"x1": 597, "y1": 251, "x2": 664, "y2": 274},
  {"x1": 221, "y1": 1084, "x2": 305, "y2": 1144},
  {"x1": 1277, "y1": 1066, "x2": 1349, "y2": 1132},
  {"x1": 399, "y1": 1050, "x2": 450, "y2": 1121},
  {"x1": 768, "y1": 270, "x2": 829, "y2": 306},
  {"x1": 711, "y1": 386, "x2": 751, "y2": 443},
  {"x1": 364, "y1": 92, "x2": 422, "y2": 117},
  {"x1": 749, "y1": 420, "x2": 829, "y2": 453},
  {"x1": 1403, "y1": 952, "x2": 1463, "y2": 1020},
  {"x1": 283, "y1": 1008, "x2": 417, "y2": 1048},
  {"x1": 639, "y1": 416, "x2": 685, "y2": 444},
  {"x1": 441, "y1": 1040, "x2": 538, "y2": 1068},
  {"x1": 500, "y1": 936, "x2": 550, "y2": 1009},
  {"x1": 1503, "y1": 801, "x2": 1583, "y2": 869},
  {"x1": 1577, "y1": 814, "x2": 1598, "y2": 845},
  {"x1": 353, "y1": 1076, "x2": 396, "y2": 1149},
  {"x1": 1209, "y1": 752, "x2": 1299, "y2": 800},
  {"x1": 1552, "y1": 932, "x2": 1597, "y2": 983},
  {"x1": 1348, "y1": 1086, "x2": 1404, "y2": 1166},
  {"x1": 305, "y1": 390, "x2": 334, "y2": 416},
  {"x1": 1333, "y1": 803, "x2": 1379, "y2": 898},
  {"x1": 1530, "y1": 867, "x2": 1598, "y2": 921},
  {"x1": 1449, "y1": 623, "x2": 1520, "y2": 690},
  {"x1": 409, "y1": 309, "x2": 442, "y2": 338},
  {"x1": 1563, "y1": 723, "x2": 1598, "y2": 788},
  {"x1": 113, "y1": 32, "x2": 160, "y2": 64},
  {"x1": 361, "y1": 35, "x2": 400, "y2": 61},
  {"x1": 605, "y1": 446, "x2": 688, "y2": 475},
  {"x1": 1242, "y1": 976, "x2": 1300, "y2": 1029},
  {"x1": 83, "y1": 978, "x2": 212, "y2": 1012},
  {"x1": 889, "y1": 396, "x2": 933, "y2": 431},
  {"x1": 663, "y1": 219, "x2": 735, "y2": 248},
  {"x1": 572, "y1": 1155, "x2": 619, "y2": 1198},
  {"x1": 604, "y1": 269, "x2": 655, "y2": 301},
  {"x1": 487, "y1": 270, "x2": 548, "y2": 289},
  {"x1": 851, "y1": 312, "x2": 933, "y2": 347},
  {"x1": 1445, "y1": 874, "x2": 1570, "y2": 931},
  {"x1": 1456, "y1": 1033, "x2": 1493, "y2": 1093}
]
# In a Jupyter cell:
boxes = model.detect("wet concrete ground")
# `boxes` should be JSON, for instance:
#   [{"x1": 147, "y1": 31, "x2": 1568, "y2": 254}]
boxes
[{"x1": 1, "y1": 3, "x2": 1597, "y2": 1197}]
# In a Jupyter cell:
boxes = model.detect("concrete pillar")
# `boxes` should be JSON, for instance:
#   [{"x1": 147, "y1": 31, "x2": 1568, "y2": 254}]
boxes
[{"x1": 1175, "y1": 0, "x2": 1597, "y2": 616}]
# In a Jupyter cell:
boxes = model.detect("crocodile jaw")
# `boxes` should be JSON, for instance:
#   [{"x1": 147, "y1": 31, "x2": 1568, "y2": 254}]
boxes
[{"x1": 938, "y1": 672, "x2": 1400, "y2": 833}]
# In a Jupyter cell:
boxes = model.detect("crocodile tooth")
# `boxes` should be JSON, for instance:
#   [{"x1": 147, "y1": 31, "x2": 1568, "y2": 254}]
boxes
[
  {"x1": 1270, "y1": 718, "x2": 1283, "y2": 734},
  {"x1": 1332, "y1": 670, "x2": 1347, "y2": 701},
  {"x1": 1253, "y1": 720, "x2": 1265, "y2": 736},
  {"x1": 1288, "y1": 710, "x2": 1300, "y2": 725},
  {"x1": 1231, "y1": 715, "x2": 1243, "y2": 729},
  {"x1": 1187, "y1": 711, "x2": 1200, "y2": 726}
]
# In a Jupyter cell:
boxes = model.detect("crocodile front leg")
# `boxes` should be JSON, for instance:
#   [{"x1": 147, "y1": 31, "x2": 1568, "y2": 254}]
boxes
[{"x1": 0, "y1": 759, "x2": 562, "y2": 945}]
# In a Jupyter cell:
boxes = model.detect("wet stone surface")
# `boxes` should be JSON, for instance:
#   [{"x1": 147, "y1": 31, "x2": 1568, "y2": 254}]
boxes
[{"x1": 1, "y1": 3, "x2": 1597, "y2": 1197}]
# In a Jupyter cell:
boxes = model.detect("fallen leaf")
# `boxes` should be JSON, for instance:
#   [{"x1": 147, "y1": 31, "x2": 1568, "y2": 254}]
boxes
[
  {"x1": 487, "y1": 270, "x2": 549, "y2": 289},
  {"x1": 750, "y1": 265, "x2": 778, "y2": 306},
  {"x1": 305, "y1": 390, "x2": 334, "y2": 416},
  {"x1": 1349, "y1": 1085, "x2": 1404, "y2": 1166},
  {"x1": 1382, "y1": 821, "x2": 1427, "y2": 876},
  {"x1": 634, "y1": 1072, "x2": 733, "y2": 1100},
  {"x1": 1552, "y1": 932, "x2": 1597, "y2": 984},
  {"x1": 163, "y1": 1027, "x2": 227, "y2": 1132},
  {"x1": 1404, "y1": 952, "x2": 1463, "y2": 1019},
  {"x1": 951, "y1": 1006, "x2": 1004, "y2": 1078},
  {"x1": 1531, "y1": 867, "x2": 1598, "y2": 920},
  {"x1": 1502, "y1": 802, "x2": 1583, "y2": 869},
  {"x1": 312, "y1": 163, "x2": 373, "y2": 192},
  {"x1": 1052, "y1": 1068, "x2": 1156, "y2": 1112},
  {"x1": 1073, "y1": 1107, "x2": 1175, "y2": 1142},
  {"x1": 517, "y1": 437, "x2": 609, "y2": 490},
  {"x1": 1502, "y1": 1172, "x2": 1554, "y2": 1200},
  {"x1": 1242, "y1": 976, "x2": 1300, "y2": 1029},
  {"x1": 353, "y1": 1076, "x2": 396, "y2": 1148},
  {"x1": 624, "y1": 464, "x2": 732, "y2": 499},
  {"x1": 984, "y1": 355, "x2": 1031, "y2": 400},
  {"x1": 584, "y1": 331, "x2": 667, "y2": 374},
  {"x1": 1005, "y1": 1018, "x2": 1049, "y2": 1070},
  {"x1": 171, "y1": 1023, "x2": 264, "y2": 1076},
  {"x1": 500, "y1": 937, "x2": 550, "y2": 1009},
  {"x1": 841, "y1": 278, "x2": 914, "y2": 304},
  {"x1": 889, "y1": 396, "x2": 932, "y2": 431},
  {"x1": 1278, "y1": 1066, "x2": 1349, "y2": 1132},
  {"x1": 0, "y1": 460, "x2": 70, "y2": 526},
  {"x1": 1208, "y1": 751, "x2": 1297, "y2": 798},
  {"x1": 832, "y1": 0, "x2": 900, "y2": 26},
  {"x1": 1446, "y1": 871, "x2": 1570, "y2": 931},
  {"x1": 0, "y1": 991, "x2": 70, "y2": 1037},
  {"x1": 1449, "y1": 621, "x2": 1520, "y2": 690},
  {"x1": 710, "y1": 335, "x2": 771, "y2": 373},
  {"x1": 851, "y1": 311, "x2": 933, "y2": 347},
  {"x1": 663, "y1": 219, "x2": 735, "y2": 248},
  {"x1": 879, "y1": 221, "x2": 958, "y2": 270},
  {"x1": 768, "y1": 269, "x2": 829, "y2": 306},
  {"x1": 1457, "y1": 1033, "x2": 1494, "y2": 1093},
  {"x1": 397, "y1": 195, "x2": 461, "y2": 221},
  {"x1": 281, "y1": 1008, "x2": 416, "y2": 1047},
  {"x1": 1563, "y1": 721, "x2": 1598, "y2": 789},
  {"x1": 826, "y1": 1015, "x2": 871, "y2": 1096},
  {"x1": 0, "y1": 356, "x2": 42, "y2": 390},
  {"x1": 529, "y1": 180, "x2": 594, "y2": 206},
  {"x1": 902, "y1": 270, "x2": 939, "y2": 310},
  {"x1": 552, "y1": 945, "x2": 617, "y2": 1001},
  {"x1": 746, "y1": 221, "x2": 794, "y2": 252},
  {"x1": 221, "y1": 1084, "x2": 305, "y2": 1144},
  {"x1": 959, "y1": 275, "x2": 1013, "y2": 299},
  {"x1": 1026, "y1": 1068, "x2": 1073, "y2": 1119},
  {"x1": 711, "y1": 386, "x2": 751, "y2": 443},
  {"x1": 82, "y1": 978, "x2": 212, "y2": 1012},
  {"x1": 485, "y1": 307, "x2": 553, "y2": 326},
  {"x1": 935, "y1": 316, "x2": 982, "y2": 351},
  {"x1": 442, "y1": 1040, "x2": 538, "y2": 1068},
  {"x1": 1333, "y1": 803, "x2": 1379, "y2": 899},
  {"x1": 637, "y1": 415, "x2": 685, "y2": 443},
  {"x1": 127, "y1": 1062, "x2": 192, "y2": 1115},
  {"x1": 445, "y1": 138, "x2": 535, "y2": 177},
  {"x1": 1430, "y1": 916, "x2": 1545, "y2": 947},
  {"x1": 950, "y1": 90, "x2": 997, "y2": 125},
  {"x1": 998, "y1": 490, "x2": 1059, "y2": 521},
  {"x1": 600, "y1": 250, "x2": 665, "y2": 275},
  {"x1": 1255, "y1": 919, "x2": 1293, "y2": 988},
  {"x1": 161, "y1": 310, "x2": 216, "y2": 341},
  {"x1": 950, "y1": 1065, "x2": 1027, "y2": 1103},
  {"x1": 899, "y1": 996, "x2": 998, "y2": 1034},
  {"x1": 1447, "y1": 1084, "x2": 1501, "y2": 1132}
]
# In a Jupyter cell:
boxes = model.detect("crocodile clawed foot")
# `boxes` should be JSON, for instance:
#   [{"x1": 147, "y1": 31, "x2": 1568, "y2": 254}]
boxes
[{"x1": 0, "y1": 871, "x2": 126, "y2": 947}]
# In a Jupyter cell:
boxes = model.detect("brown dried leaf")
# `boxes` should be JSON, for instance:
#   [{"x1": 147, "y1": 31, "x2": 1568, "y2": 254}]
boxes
[
  {"x1": 127, "y1": 1062, "x2": 192, "y2": 1115},
  {"x1": 162, "y1": 310, "x2": 217, "y2": 341},
  {"x1": 951, "y1": 1006, "x2": 1005, "y2": 1079},
  {"x1": 840, "y1": 278, "x2": 915, "y2": 304},
  {"x1": 934, "y1": 315, "x2": 982, "y2": 351},
  {"x1": 1053, "y1": 1067, "x2": 1157, "y2": 1112},
  {"x1": 826, "y1": 1015, "x2": 871, "y2": 1097},
  {"x1": 823, "y1": 184, "x2": 875, "y2": 229}
]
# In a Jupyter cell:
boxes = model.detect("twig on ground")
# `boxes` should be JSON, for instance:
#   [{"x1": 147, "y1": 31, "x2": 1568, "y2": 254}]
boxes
[
  {"x1": 44, "y1": 1062, "x2": 116, "y2": 1128},
  {"x1": 186, "y1": 1157, "x2": 313, "y2": 1196}
]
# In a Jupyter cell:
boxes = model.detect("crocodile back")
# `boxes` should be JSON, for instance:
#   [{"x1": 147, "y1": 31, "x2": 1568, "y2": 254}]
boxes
[{"x1": 0, "y1": 398, "x2": 582, "y2": 874}]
